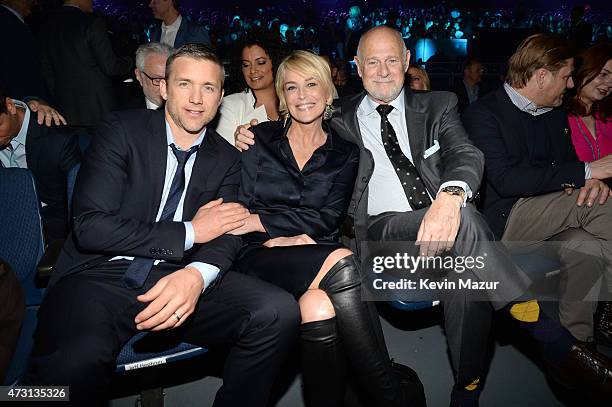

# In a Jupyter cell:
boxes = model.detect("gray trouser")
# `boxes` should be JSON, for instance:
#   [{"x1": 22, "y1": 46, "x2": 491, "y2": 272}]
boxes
[
  {"x1": 367, "y1": 204, "x2": 529, "y2": 385},
  {"x1": 502, "y1": 191, "x2": 612, "y2": 341}
]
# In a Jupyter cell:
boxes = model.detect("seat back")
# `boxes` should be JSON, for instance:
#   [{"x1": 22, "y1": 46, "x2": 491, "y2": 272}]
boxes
[{"x1": 0, "y1": 169, "x2": 45, "y2": 306}]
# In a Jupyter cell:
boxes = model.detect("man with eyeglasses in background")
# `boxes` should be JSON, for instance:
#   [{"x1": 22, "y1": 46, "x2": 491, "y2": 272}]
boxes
[{"x1": 124, "y1": 42, "x2": 173, "y2": 110}]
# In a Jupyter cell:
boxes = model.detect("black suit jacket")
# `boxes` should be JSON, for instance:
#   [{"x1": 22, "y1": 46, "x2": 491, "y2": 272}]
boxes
[
  {"x1": 39, "y1": 6, "x2": 132, "y2": 127},
  {"x1": 0, "y1": 6, "x2": 48, "y2": 100},
  {"x1": 50, "y1": 109, "x2": 243, "y2": 290},
  {"x1": 463, "y1": 86, "x2": 585, "y2": 238},
  {"x1": 329, "y1": 88, "x2": 484, "y2": 252},
  {"x1": 25, "y1": 115, "x2": 81, "y2": 240}
]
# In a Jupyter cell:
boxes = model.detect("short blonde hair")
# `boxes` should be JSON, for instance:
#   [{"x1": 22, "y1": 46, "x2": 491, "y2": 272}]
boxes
[{"x1": 275, "y1": 50, "x2": 336, "y2": 118}]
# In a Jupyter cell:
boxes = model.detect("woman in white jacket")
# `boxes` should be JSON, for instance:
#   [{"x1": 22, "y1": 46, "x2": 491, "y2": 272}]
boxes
[{"x1": 216, "y1": 28, "x2": 287, "y2": 144}]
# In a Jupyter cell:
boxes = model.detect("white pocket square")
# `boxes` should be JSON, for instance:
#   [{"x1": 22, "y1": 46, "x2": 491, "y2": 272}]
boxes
[{"x1": 423, "y1": 140, "x2": 440, "y2": 159}]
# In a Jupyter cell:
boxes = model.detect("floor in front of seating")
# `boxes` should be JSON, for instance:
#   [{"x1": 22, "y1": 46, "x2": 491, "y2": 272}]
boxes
[{"x1": 109, "y1": 303, "x2": 608, "y2": 407}]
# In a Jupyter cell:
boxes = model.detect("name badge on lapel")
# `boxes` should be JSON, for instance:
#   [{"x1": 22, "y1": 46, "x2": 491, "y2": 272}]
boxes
[{"x1": 423, "y1": 140, "x2": 440, "y2": 159}]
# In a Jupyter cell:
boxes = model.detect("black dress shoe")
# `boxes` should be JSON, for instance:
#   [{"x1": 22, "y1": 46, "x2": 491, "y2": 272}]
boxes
[
  {"x1": 596, "y1": 301, "x2": 612, "y2": 347},
  {"x1": 550, "y1": 342, "x2": 612, "y2": 402}
]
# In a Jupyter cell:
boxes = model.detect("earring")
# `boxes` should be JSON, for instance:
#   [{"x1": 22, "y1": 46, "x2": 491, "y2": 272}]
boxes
[{"x1": 323, "y1": 104, "x2": 334, "y2": 120}]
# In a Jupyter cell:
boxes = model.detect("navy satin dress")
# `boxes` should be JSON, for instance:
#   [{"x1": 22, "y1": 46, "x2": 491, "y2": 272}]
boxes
[{"x1": 235, "y1": 120, "x2": 360, "y2": 297}]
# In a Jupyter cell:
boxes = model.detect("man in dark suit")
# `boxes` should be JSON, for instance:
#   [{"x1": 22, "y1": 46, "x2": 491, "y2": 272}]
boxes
[
  {"x1": 149, "y1": 0, "x2": 210, "y2": 48},
  {"x1": 0, "y1": 86, "x2": 81, "y2": 240},
  {"x1": 0, "y1": 0, "x2": 49, "y2": 101},
  {"x1": 39, "y1": 0, "x2": 133, "y2": 127},
  {"x1": 452, "y1": 57, "x2": 484, "y2": 114},
  {"x1": 24, "y1": 44, "x2": 300, "y2": 406},
  {"x1": 121, "y1": 42, "x2": 173, "y2": 111},
  {"x1": 464, "y1": 34, "x2": 612, "y2": 398}
]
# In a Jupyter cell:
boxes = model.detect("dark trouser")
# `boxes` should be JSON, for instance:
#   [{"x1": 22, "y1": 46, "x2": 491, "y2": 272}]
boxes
[
  {"x1": 367, "y1": 204, "x2": 529, "y2": 385},
  {"x1": 24, "y1": 262, "x2": 300, "y2": 407},
  {"x1": 0, "y1": 262, "x2": 25, "y2": 383}
]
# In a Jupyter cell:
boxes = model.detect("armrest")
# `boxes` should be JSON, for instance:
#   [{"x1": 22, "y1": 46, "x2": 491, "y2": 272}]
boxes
[{"x1": 36, "y1": 239, "x2": 64, "y2": 287}]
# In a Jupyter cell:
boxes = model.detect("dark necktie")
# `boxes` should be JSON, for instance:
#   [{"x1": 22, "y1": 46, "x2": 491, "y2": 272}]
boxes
[
  {"x1": 122, "y1": 143, "x2": 199, "y2": 289},
  {"x1": 376, "y1": 104, "x2": 431, "y2": 210}
]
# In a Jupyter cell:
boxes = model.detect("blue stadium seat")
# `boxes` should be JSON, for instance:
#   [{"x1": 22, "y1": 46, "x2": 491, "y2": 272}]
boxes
[{"x1": 0, "y1": 169, "x2": 45, "y2": 385}]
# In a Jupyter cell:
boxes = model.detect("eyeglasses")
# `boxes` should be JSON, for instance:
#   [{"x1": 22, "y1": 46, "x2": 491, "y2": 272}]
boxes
[{"x1": 141, "y1": 71, "x2": 164, "y2": 86}]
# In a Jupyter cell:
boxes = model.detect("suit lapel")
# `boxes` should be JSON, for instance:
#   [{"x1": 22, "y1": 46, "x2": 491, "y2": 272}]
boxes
[
  {"x1": 24, "y1": 114, "x2": 41, "y2": 174},
  {"x1": 148, "y1": 111, "x2": 167, "y2": 219},
  {"x1": 341, "y1": 92, "x2": 366, "y2": 147},
  {"x1": 403, "y1": 89, "x2": 426, "y2": 170}
]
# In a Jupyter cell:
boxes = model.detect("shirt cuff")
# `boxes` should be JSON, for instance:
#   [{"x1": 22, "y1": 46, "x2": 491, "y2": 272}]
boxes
[
  {"x1": 187, "y1": 262, "x2": 220, "y2": 292},
  {"x1": 585, "y1": 163, "x2": 592, "y2": 180},
  {"x1": 184, "y1": 222, "x2": 195, "y2": 251},
  {"x1": 437, "y1": 181, "x2": 472, "y2": 207}
]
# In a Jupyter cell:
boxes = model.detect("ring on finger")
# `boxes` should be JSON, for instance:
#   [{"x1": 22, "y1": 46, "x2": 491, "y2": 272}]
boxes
[{"x1": 173, "y1": 312, "x2": 181, "y2": 322}]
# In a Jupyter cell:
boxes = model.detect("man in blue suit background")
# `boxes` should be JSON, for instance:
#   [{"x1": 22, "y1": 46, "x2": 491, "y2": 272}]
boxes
[{"x1": 149, "y1": 0, "x2": 210, "y2": 48}]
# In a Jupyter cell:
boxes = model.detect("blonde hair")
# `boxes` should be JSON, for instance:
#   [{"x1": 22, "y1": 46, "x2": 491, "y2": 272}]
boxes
[
  {"x1": 275, "y1": 50, "x2": 336, "y2": 118},
  {"x1": 408, "y1": 65, "x2": 431, "y2": 91},
  {"x1": 507, "y1": 33, "x2": 573, "y2": 88}
]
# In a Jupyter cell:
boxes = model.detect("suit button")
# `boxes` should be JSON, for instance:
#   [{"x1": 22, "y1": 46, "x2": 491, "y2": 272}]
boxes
[
  {"x1": 501, "y1": 213, "x2": 506, "y2": 218},
  {"x1": 361, "y1": 176, "x2": 368, "y2": 182}
]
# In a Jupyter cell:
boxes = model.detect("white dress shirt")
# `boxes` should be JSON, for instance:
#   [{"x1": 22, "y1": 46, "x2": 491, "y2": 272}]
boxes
[{"x1": 216, "y1": 89, "x2": 268, "y2": 144}]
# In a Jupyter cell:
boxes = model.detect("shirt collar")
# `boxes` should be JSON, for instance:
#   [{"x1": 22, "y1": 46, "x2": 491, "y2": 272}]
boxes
[
  {"x1": 360, "y1": 88, "x2": 406, "y2": 117},
  {"x1": 1, "y1": 4, "x2": 24, "y2": 23},
  {"x1": 164, "y1": 119, "x2": 206, "y2": 150},
  {"x1": 162, "y1": 14, "x2": 182, "y2": 31},
  {"x1": 503, "y1": 83, "x2": 553, "y2": 116},
  {"x1": 12, "y1": 100, "x2": 30, "y2": 148},
  {"x1": 145, "y1": 97, "x2": 161, "y2": 110}
]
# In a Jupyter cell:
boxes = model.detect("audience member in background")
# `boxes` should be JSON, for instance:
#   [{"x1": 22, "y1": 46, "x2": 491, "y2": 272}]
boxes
[
  {"x1": 453, "y1": 57, "x2": 484, "y2": 113},
  {"x1": 564, "y1": 42, "x2": 612, "y2": 348},
  {"x1": 407, "y1": 65, "x2": 431, "y2": 91},
  {"x1": 40, "y1": 0, "x2": 132, "y2": 127},
  {"x1": 123, "y1": 42, "x2": 173, "y2": 110},
  {"x1": 565, "y1": 42, "x2": 612, "y2": 162},
  {"x1": 0, "y1": 86, "x2": 81, "y2": 241},
  {"x1": 230, "y1": 50, "x2": 413, "y2": 407},
  {"x1": 0, "y1": 259, "x2": 24, "y2": 384},
  {"x1": 149, "y1": 0, "x2": 210, "y2": 48},
  {"x1": 216, "y1": 28, "x2": 285, "y2": 144},
  {"x1": 0, "y1": 0, "x2": 68, "y2": 125},
  {"x1": 331, "y1": 58, "x2": 357, "y2": 97},
  {"x1": 24, "y1": 44, "x2": 299, "y2": 407},
  {"x1": 0, "y1": 0, "x2": 48, "y2": 101},
  {"x1": 464, "y1": 34, "x2": 612, "y2": 401}
]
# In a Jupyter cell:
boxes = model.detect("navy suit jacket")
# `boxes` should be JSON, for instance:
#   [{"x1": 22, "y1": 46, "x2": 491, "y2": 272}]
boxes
[
  {"x1": 150, "y1": 16, "x2": 210, "y2": 48},
  {"x1": 463, "y1": 86, "x2": 585, "y2": 238},
  {"x1": 50, "y1": 109, "x2": 242, "y2": 289}
]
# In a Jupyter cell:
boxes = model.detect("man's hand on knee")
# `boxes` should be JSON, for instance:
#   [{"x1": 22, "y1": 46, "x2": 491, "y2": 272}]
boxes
[
  {"x1": 134, "y1": 267, "x2": 203, "y2": 331},
  {"x1": 575, "y1": 179, "x2": 610, "y2": 207},
  {"x1": 416, "y1": 193, "x2": 462, "y2": 256}
]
